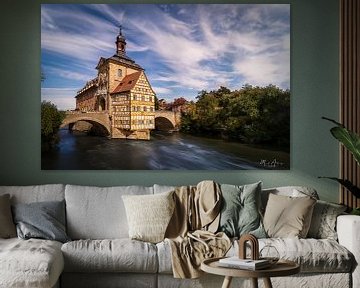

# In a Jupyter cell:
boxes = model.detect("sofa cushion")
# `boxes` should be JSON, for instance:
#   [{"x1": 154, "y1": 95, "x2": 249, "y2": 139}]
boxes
[
  {"x1": 0, "y1": 194, "x2": 16, "y2": 238},
  {"x1": 153, "y1": 184, "x2": 176, "y2": 194},
  {"x1": 263, "y1": 193, "x2": 316, "y2": 238},
  {"x1": 0, "y1": 238, "x2": 64, "y2": 288},
  {"x1": 122, "y1": 191, "x2": 175, "y2": 243},
  {"x1": 12, "y1": 200, "x2": 70, "y2": 243},
  {"x1": 61, "y1": 239, "x2": 158, "y2": 273},
  {"x1": 156, "y1": 240, "x2": 173, "y2": 274},
  {"x1": 307, "y1": 200, "x2": 347, "y2": 240},
  {"x1": 65, "y1": 185, "x2": 153, "y2": 239},
  {"x1": 233, "y1": 238, "x2": 353, "y2": 273},
  {"x1": 158, "y1": 237, "x2": 353, "y2": 274},
  {"x1": 261, "y1": 186, "x2": 319, "y2": 212},
  {"x1": 0, "y1": 184, "x2": 65, "y2": 204},
  {"x1": 218, "y1": 182, "x2": 266, "y2": 238},
  {"x1": 261, "y1": 238, "x2": 353, "y2": 273}
]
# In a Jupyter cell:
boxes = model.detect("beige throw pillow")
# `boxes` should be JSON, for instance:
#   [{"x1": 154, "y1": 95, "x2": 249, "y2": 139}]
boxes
[
  {"x1": 263, "y1": 193, "x2": 316, "y2": 238},
  {"x1": 122, "y1": 191, "x2": 175, "y2": 243},
  {"x1": 0, "y1": 194, "x2": 17, "y2": 238}
]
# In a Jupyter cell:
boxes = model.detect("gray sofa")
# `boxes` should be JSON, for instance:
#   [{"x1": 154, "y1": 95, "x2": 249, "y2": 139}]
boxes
[{"x1": 0, "y1": 184, "x2": 359, "y2": 288}]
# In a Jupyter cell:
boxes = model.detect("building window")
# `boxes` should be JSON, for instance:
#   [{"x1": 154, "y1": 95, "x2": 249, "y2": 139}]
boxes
[{"x1": 117, "y1": 69, "x2": 122, "y2": 77}]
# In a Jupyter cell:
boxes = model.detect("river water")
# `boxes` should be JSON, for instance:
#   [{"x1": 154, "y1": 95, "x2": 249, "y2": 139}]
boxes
[{"x1": 41, "y1": 129, "x2": 290, "y2": 170}]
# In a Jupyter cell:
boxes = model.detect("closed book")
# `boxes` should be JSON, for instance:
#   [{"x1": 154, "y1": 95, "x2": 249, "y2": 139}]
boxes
[{"x1": 218, "y1": 257, "x2": 271, "y2": 270}]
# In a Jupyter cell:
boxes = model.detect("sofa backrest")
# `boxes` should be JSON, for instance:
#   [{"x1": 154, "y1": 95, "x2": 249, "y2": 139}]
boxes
[
  {"x1": 65, "y1": 184, "x2": 154, "y2": 240},
  {"x1": 0, "y1": 184, "x2": 65, "y2": 204},
  {"x1": 153, "y1": 184, "x2": 176, "y2": 194}
]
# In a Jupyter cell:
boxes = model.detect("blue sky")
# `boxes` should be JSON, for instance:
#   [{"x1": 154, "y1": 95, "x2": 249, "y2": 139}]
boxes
[{"x1": 41, "y1": 4, "x2": 290, "y2": 110}]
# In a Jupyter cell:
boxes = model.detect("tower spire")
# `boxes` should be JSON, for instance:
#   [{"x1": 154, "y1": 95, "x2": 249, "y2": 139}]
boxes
[{"x1": 116, "y1": 25, "x2": 126, "y2": 56}]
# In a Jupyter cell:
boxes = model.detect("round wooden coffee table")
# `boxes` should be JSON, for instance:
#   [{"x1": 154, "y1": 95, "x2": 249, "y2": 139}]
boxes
[{"x1": 201, "y1": 257, "x2": 300, "y2": 288}]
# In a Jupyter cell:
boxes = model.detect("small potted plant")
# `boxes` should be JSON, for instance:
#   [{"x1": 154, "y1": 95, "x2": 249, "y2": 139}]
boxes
[{"x1": 320, "y1": 117, "x2": 360, "y2": 215}]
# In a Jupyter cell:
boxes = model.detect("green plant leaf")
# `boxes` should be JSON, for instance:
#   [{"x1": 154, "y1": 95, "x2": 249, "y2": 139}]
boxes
[
  {"x1": 351, "y1": 208, "x2": 360, "y2": 215},
  {"x1": 330, "y1": 127, "x2": 360, "y2": 165},
  {"x1": 318, "y1": 177, "x2": 360, "y2": 199},
  {"x1": 322, "y1": 117, "x2": 360, "y2": 165}
]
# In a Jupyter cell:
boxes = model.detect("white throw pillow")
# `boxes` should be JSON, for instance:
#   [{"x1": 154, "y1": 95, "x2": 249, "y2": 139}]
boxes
[{"x1": 122, "y1": 191, "x2": 175, "y2": 243}]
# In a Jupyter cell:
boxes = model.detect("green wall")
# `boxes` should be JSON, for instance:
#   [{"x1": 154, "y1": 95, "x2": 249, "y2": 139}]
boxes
[{"x1": 0, "y1": 0, "x2": 340, "y2": 203}]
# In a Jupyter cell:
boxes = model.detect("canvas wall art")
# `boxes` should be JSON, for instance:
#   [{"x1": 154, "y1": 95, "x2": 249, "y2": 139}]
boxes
[{"x1": 41, "y1": 4, "x2": 290, "y2": 170}]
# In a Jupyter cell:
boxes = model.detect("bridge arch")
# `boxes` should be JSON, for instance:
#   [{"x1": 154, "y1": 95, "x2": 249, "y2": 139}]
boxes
[
  {"x1": 155, "y1": 116, "x2": 175, "y2": 131},
  {"x1": 154, "y1": 110, "x2": 180, "y2": 131},
  {"x1": 61, "y1": 114, "x2": 111, "y2": 136}
]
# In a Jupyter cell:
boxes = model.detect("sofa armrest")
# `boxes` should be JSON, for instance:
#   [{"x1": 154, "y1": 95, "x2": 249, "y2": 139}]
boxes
[{"x1": 337, "y1": 215, "x2": 360, "y2": 288}]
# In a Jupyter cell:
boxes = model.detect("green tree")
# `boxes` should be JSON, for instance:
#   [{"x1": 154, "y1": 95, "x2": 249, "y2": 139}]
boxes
[
  {"x1": 154, "y1": 95, "x2": 159, "y2": 110},
  {"x1": 233, "y1": 85, "x2": 290, "y2": 147},
  {"x1": 41, "y1": 101, "x2": 65, "y2": 150},
  {"x1": 180, "y1": 85, "x2": 290, "y2": 149}
]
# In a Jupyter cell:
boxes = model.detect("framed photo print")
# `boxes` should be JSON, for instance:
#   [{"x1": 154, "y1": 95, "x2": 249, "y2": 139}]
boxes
[{"x1": 41, "y1": 4, "x2": 290, "y2": 170}]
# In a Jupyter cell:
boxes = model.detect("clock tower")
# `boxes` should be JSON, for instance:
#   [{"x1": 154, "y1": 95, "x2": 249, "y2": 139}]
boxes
[{"x1": 116, "y1": 25, "x2": 126, "y2": 56}]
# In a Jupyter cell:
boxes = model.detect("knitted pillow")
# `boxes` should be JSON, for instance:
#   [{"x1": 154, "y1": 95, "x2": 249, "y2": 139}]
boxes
[
  {"x1": 122, "y1": 191, "x2": 175, "y2": 243},
  {"x1": 307, "y1": 200, "x2": 347, "y2": 240}
]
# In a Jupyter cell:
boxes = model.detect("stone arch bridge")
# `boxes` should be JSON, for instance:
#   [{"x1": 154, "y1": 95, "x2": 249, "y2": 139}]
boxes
[{"x1": 61, "y1": 110, "x2": 181, "y2": 138}]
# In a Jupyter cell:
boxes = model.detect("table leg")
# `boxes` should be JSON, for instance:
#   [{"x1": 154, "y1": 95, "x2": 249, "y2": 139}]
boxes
[
  {"x1": 263, "y1": 277, "x2": 273, "y2": 288},
  {"x1": 251, "y1": 278, "x2": 258, "y2": 288},
  {"x1": 222, "y1": 276, "x2": 233, "y2": 288}
]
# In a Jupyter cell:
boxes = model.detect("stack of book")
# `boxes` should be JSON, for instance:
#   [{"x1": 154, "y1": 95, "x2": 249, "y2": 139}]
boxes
[{"x1": 218, "y1": 257, "x2": 271, "y2": 270}]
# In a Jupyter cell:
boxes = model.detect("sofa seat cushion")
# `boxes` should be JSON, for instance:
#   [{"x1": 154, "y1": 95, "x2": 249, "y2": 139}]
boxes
[
  {"x1": 62, "y1": 239, "x2": 158, "y2": 273},
  {"x1": 157, "y1": 238, "x2": 354, "y2": 274},
  {"x1": 0, "y1": 238, "x2": 64, "y2": 288},
  {"x1": 230, "y1": 238, "x2": 353, "y2": 273},
  {"x1": 260, "y1": 238, "x2": 353, "y2": 272}
]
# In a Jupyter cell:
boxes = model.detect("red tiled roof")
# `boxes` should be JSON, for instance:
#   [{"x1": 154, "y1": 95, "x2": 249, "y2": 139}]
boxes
[{"x1": 111, "y1": 71, "x2": 142, "y2": 94}]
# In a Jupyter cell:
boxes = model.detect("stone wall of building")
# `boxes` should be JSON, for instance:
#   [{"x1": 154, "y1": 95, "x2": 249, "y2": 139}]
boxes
[{"x1": 76, "y1": 86, "x2": 97, "y2": 111}]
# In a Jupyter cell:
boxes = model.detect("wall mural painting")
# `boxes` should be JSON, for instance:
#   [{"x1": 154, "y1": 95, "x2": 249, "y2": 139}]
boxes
[{"x1": 41, "y1": 4, "x2": 290, "y2": 170}]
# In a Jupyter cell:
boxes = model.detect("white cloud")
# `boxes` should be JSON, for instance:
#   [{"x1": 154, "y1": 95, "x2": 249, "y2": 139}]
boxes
[
  {"x1": 41, "y1": 4, "x2": 290, "y2": 102},
  {"x1": 41, "y1": 5, "x2": 116, "y2": 62},
  {"x1": 131, "y1": 4, "x2": 290, "y2": 92},
  {"x1": 41, "y1": 6, "x2": 57, "y2": 30},
  {"x1": 89, "y1": 4, "x2": 125, "y2": 25},
  {"x1": 132, "y1": 16, "x2": 220, "y2": 91},
  {"x1": 152, "y1": 86, "x2": 172, "y2": 94},
  {"x1": 42, "y1": 31, "x2": 112, "y2": 62},
  {"x1": 45, "y1": 66, "x2": 94, "y2": 82},
  {"x1": 41, "y1": 87, "x2": 77, "y2": 110},
  {"x1": 233, "y1": 31, "x2": 290, "y2": 88}
]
